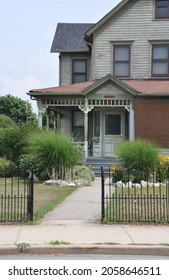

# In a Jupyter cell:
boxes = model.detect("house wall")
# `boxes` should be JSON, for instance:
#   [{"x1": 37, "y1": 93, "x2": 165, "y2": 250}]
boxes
[
  {"x1": 92, "y1": 0, "x2": 169, "y2": 79},
  {"x1": 59, "y1": 53, "x2": 91, "y2": 86},
  {"x1": 134, "y1": 99, "x2": 169, "y2": 148},
  {"x1": 60, "y1": 109, "x2": 72, "y2": 134}
]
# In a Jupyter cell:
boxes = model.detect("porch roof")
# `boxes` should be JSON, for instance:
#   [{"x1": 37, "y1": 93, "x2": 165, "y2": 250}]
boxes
[
  {"x1": 28, "y1": 80, "x2": 95, "y2": 95},
  {"x1": 28, "y1": 78, "x2": 169, "y2": 97},
  {"x1": 123, "y1": 79, "x2": 169, "y2": 95}
]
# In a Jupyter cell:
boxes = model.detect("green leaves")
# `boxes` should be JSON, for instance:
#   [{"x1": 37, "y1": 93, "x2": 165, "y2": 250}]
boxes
[
  {"x1": 0, "y1": 94, "x2": 37, "y2": 125},
  {"x1": 117, "y1": 139, "x2": 159, "y2": 170},
  {"x1": 28, "y1": 131, "x2": 82, "y2": 179}
]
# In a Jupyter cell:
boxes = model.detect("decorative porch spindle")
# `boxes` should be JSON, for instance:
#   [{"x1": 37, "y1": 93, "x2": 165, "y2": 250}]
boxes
[
  {"x1": 37, "y1": 99, "x2": 43, "y2": 128},
  {"x1": 129, "y1": 99, "x2": 135, "y2": 141},
  {"x1": 79, "y1": 99, "x2": 94, "y2": 158}
]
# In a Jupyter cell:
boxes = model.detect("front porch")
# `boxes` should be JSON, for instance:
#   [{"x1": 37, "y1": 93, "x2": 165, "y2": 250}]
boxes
[{"x1": 28, "y1": 75, "x2": 136, "y2": 160}]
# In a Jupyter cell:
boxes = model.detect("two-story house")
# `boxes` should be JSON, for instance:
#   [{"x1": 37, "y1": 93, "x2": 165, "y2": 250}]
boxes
[{"x1": 28, "y1": 0, "x2": 169, "y2": 159}]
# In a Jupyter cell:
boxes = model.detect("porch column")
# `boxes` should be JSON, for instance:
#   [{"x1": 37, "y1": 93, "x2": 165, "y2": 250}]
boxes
[
  {"x1": 129, "y1": 99, "x2": 135, "y2": 141},
  {"x1": 46, "y1": 108, "x2": 50, "y2": 130},
  {"x1": 37, "y1": 99, "x2": 43, "y2": 128},
  {"x1": 53, "y1": 113, "x2": 57, "y2": 132},
  {"x1": 79, "y1": 99, "x2": 94, "y2": 158}
]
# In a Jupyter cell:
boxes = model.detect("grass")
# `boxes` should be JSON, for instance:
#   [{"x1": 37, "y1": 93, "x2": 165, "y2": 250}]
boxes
[
  {"x1": 95, "y1": 242, "x2": 120, "y2": 245},
  {"x1": 49, "y1": 240, "x2": 71, "y2": 246},
  {"x1": 33, "y1": 184, "x2": 77, "y2": 221},
  {"x1": 103, "y1": 183, "x2": 168, "y2": 224},
  {"x1": 0, "y1": 177, "x2": 77, "y2": 223}
]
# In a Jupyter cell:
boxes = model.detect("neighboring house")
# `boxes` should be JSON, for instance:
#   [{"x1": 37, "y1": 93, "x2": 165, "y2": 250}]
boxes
[{"x1": 28, "y1": 0, "x2": 169, "y2": 159}]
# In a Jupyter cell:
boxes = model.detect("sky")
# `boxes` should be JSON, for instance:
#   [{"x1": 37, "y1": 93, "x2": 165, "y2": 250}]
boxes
[{"x1": 0, "y1": 0, "x2": 121, "y2": 112}]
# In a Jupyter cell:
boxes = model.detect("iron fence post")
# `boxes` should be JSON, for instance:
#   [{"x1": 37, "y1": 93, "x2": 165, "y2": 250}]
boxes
[
  {"x1": 27, "y1": 170, "x2": 34, "y2": 221},
  {"x1": 101, "y1": 166, "x2": 105, "y2": 222}
]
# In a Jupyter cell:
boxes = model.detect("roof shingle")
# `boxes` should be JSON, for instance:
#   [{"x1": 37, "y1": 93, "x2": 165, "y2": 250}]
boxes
[
  {"x1": 51, "y1": 23, "x2": 94, "y2": 53},
  {"x1": 28, "y1": 79, "x2": 169, "y2": 96}
]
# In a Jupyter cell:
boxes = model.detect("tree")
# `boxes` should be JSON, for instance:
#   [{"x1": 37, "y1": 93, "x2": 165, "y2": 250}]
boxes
[
  {"x1": 0, "y1": 114, "x2": 16, "y2": 128},
  {"x1": 0, "y1": 94, "x2": 37, "y2": 125},
  {"x1": 0, "y1": 125, "x2": 37, "y2": 165}
]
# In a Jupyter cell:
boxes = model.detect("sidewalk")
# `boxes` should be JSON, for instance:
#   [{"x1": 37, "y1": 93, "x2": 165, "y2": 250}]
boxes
[{"x1": 0, "y1": 177, "x2": 169, "y2": 256}]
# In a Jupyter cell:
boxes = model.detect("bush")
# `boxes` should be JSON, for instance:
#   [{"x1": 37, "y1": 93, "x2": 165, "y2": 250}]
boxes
[
  {"x1": 156, "y1": 155, "x2": 169, "y2": 182},
  {"x1": 73, "y1": 165, "x2": 95, "y2": 186},
  {"x1": 117, "y1": 139, "x2": 159, "y2": 170},
  {"x1": 28, "y1": 131, "x2": 82, "y2": 179}
]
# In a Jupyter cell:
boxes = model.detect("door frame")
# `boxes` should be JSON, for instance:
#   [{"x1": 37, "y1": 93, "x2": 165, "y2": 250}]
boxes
[{"x1": 102, "y1": 108, "x2": 125, "y2": 158}]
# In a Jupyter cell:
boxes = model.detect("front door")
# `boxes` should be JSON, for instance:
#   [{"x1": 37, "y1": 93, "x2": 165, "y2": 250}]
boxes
[{"x1": 103, "y1": 111, "x2": 124, "y2": 157}]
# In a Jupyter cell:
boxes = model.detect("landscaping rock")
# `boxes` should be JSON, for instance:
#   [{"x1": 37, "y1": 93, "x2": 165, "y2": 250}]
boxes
[
  {"x1": 68, "y1": 182, "x2": 76, "y2": 187},
  {"x1": 60, "y1": 181, "x2": 69, "y2": 187},
  {"x1": 44, "y1": 180, "x2": 58, "y2": 185},
  {"x1": 132, "y1": 183, "x2": 141, "y2": 188},
  {"x1": 140, "y1": 180, "x2": 147, "y2": 187},
  {"x1": 116, "y1": 181, "x2": 125, "y2": 188},
  {"x1": 125, "y1": 181, "x2": 132, "y2": 188}
]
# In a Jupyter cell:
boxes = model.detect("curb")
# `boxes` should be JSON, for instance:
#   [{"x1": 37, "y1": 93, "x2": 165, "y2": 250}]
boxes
[{"x1": 0, "y1": 245, "x2": 169, "y2": 256}]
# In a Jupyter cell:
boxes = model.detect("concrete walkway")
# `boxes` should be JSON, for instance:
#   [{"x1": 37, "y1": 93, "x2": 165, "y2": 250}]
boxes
[{"x1": 42, "y1": 177, "x2": 101, "y2": 224}]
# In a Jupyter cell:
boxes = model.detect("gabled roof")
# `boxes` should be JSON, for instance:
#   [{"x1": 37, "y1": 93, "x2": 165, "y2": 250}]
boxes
[
  {"x1": 85, "y1": 0, "x2": 131, "y2": 42},
  {"x1": 51, "y1": 23, "x2": 94, "y2": 53}
]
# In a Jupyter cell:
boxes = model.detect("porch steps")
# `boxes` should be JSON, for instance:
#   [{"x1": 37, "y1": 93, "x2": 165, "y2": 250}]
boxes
[
  {"x1": 160, "y1": 149, "x2": 169, "y2": 156},
  {"x1": 86, "y1": 157, "x2": 119, "y2": 177}
]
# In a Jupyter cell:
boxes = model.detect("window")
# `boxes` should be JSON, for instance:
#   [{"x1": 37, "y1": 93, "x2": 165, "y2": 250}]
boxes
[
  {"x1": 155, "y1": 0, "x2": 169, "y2": 18},
  {"x1": 72, "y1": 59, "x2": 87, "y2": 83},
  {"x1": 105, "y1": 114, "x2": 121, "y2": 135},
  {"x1": 113, "y1": 45, "x2": 130, "y2": 77},
  {"x1": 152, "y1": 45, "x2": 169, "y2": 76},
  {"x1": 72, "y1": 111, "x2": 84, "y2": 142}
]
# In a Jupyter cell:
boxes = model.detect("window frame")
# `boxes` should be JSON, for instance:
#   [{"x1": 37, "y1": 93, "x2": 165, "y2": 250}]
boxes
[
  {"x1": 72, "y1": 110, "x2": 84, "y2": 142},
  {"x1": 72, "y1": 59, "x2": 87, "y2": 84},
  {"x1": 113, "y1": 45, "x2": 131, "y2": 78},
  {"x1": 105, "y1": 113, "x2": 122, "y2": 136},
  {"x1": 155, "y1": 0, "x2": 169, "y2": 19},
  {"x1": 152, "y1": 44, "x2": 169, "y2": 77}
]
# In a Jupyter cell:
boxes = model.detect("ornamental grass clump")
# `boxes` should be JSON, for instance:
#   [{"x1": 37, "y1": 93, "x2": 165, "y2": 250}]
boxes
[
  {"x1": 28, "y1": 131, "x2": 82, "y2": 180},
  {"x1": 117, "y1": 139, "x2": 159, "y2": 170}
]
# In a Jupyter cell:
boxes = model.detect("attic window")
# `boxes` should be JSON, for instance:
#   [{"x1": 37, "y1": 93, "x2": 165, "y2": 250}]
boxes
[{"x1": 155, "y1": 0, "x2": 169, "y2": 18}]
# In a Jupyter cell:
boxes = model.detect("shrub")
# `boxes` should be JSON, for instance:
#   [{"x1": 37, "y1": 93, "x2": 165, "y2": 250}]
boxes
[
  {"x1": 73, "y1": 165, "x2": 95, "y2": 186},
  {"x1": 156, "y1": 155, "x2": 169, "y2": 182},
  {"x1": 117, "y1": 139, "x2": 159, "y2": 170},
  {"x1": 28, "y1": 131, "x2": 82, "y2": 180}
]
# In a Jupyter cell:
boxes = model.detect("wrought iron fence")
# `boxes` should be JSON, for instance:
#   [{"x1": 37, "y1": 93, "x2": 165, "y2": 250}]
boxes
[
  {"x1": 101, "y1": 167, "x2": 169, "y2": 223},
  {"x1": 0, "y1": 167, "x2": 34, "y2": 223}
]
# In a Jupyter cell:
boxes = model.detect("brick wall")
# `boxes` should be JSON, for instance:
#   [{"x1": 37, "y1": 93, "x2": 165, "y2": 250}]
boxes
[{"x1": 134, "y1": 99, "x2": 169, "y2": 148}]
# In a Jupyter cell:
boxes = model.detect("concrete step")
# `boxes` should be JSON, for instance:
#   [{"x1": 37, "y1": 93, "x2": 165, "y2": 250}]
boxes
[{"x1": 86, "y1": 158, "x2": 119, "y2": 176}]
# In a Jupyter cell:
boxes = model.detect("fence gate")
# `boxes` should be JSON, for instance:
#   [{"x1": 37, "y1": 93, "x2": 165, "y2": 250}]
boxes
[
  {"x1": 101, "y1": 167, "x2": 169, "y2": 223},
  {"x1": 0, "y1": 168, "x2": 34, "y2": 223}
]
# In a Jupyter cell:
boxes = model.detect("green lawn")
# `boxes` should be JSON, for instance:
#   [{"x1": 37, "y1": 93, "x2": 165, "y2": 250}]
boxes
[
  {"x1": 104, "y1": 183, "x2": 169, "y2": 223},
  {"x1": 0, "y1": 177, "x2": 77, "y2": 223}
]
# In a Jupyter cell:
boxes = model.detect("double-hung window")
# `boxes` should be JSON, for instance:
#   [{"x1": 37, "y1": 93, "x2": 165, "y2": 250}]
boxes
[
  {"x1": 72, "y1": 59, "x2": 87, "y2": 84},
  {"x1": 155, "y1": 0, "x2": 169, "y2": 19},
  {"x1": 113, "y1": 45, "x2": 130, "y2": 78},
  {"x1": 152, "y1": 45, "x2": 169, "y2": 77}
]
